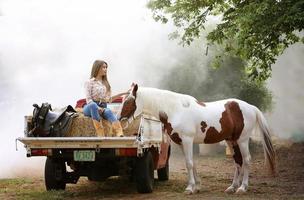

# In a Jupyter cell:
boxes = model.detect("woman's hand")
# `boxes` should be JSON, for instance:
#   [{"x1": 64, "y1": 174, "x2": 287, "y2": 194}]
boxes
[
  {"x1": 111, "y1": 88, "x2": 132, "y2": 102},
  {"x1": 125, "y1": 88, "x2": 132, "y2": 95},
  {"x1": 105, "y1": 96, "x2": 111, "y2": 103},
  {"x1": 98, "y1": 107, "x2": 105, "y2": 115}
]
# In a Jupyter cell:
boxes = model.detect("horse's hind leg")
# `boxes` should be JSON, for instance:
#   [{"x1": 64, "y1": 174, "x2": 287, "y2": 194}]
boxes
[
  {"x1": 225, "y1": 141, "x2": 243, "y2": 193},
  {"x1": 193, "y1": 162, "x2": 201, "y2": 193},
  {"x1": 236, "y1": 139, "x2": 251, "y2": 194},
  {"x1": 181, "y1": 136, "x2": 196, "y2": 194}
]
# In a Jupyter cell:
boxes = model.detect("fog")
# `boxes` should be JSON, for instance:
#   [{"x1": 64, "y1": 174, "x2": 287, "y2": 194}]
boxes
[
  {"x1": 267, "y1": 43, "x2": 304, "y2": 141},
  {"x1": 0, "y1": 0, "x2": 186, "y2": 178},
  {"x1": 0, "y1": 0, "x2": 303, "y2": 179}
]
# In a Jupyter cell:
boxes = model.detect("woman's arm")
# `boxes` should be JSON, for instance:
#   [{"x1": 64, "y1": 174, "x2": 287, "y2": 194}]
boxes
[
  {"x1": 109, "y1": 83, "x2": 134, "y2": 102},
  {"x1": 111, "y1": 91, "x2": 129, "y2": 102}
]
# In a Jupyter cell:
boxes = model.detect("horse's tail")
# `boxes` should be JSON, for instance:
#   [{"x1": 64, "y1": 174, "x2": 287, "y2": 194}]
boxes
[{"x1": 254, "y1": 106, "x2": 276, "y2": 176}]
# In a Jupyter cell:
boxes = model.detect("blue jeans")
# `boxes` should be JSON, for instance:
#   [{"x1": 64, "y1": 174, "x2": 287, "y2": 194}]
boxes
[{"x1": 83, "y1": 102, "x2": 117, "y2": 123}]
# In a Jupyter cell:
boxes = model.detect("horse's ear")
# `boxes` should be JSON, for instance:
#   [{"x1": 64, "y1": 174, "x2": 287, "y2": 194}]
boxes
[{"x1": 132, "y1": 84, "x2": 138, "y2": 97}]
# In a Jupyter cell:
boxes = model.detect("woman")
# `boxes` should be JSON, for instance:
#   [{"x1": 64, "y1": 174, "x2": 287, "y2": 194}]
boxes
[{"x1": 83, "y1": 60, "x2": 129, "y2": 137}]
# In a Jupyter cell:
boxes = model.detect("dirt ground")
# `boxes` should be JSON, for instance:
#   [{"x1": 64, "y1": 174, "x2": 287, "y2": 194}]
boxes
[{"x1": 1, "y1": 140, "x2": 303, "y2": 200}]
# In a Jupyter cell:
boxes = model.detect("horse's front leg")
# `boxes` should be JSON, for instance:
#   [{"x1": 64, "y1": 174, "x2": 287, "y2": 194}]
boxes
[{"x1": 181, "y1": 136, "x2": 196, "y2": 194}]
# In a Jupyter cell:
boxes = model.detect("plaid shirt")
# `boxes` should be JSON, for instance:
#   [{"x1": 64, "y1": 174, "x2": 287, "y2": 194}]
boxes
[{"x1": 84, "y1": 78, "x2": 111, "y2": 104}]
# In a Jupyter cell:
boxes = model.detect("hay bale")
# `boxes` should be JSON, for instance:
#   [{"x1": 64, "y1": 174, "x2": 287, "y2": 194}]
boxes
[
  {"x1": 65, "y1": 113, "x2": 141, "y2": 137},
  {"x1": 65, "y1": 113, "x2": 114, "y2": 137},
  {"x1": 64, "y1": 113, "x2": 96, "y2": 137}
]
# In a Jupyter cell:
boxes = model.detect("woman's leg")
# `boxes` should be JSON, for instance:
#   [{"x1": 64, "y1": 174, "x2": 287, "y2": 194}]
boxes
[
  {"x1": 102, "y1": 108, "x2": 117, "y2": 123},
  {"x1": 83, "y1": 102, "x2": 101, "y2": 121},
  {"x1": 102, "y1": 108, "x2": 124, "y2": 137},
  {"x1": 83, "y1": 102, "x2": 104, "y2": 136}
]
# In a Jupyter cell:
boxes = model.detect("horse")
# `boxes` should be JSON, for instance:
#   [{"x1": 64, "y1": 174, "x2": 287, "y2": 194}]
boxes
[{"x1": 118, "y1": 84, "x2": 276, "y2": 194}]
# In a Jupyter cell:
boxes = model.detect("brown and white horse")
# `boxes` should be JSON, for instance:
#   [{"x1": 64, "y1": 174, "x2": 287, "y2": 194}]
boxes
[{"x1": 119, "y1": 84, "x2": 276, "y2": 194}]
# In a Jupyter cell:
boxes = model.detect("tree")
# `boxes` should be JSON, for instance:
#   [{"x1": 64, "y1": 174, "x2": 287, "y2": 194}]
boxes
[
  {"x1": 147, "y1": 0, "x2": 304, "y2": 81},
  {"x1": 159, "y1": 49, "x2": 273, "y2": 111}
]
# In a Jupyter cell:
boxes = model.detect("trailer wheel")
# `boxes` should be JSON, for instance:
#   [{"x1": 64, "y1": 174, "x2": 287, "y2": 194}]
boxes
[
  {"x1": 45, "y1": 157, "x2": 66, "y2": 190},
  {"x1": 135, "y1": 151, "x2": 154, "y2": 193}
]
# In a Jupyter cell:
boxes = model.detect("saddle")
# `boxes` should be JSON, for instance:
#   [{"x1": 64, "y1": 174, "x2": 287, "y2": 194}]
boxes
[{"x1": 29, "y1": 103, "x2": 78, "y2": 137}]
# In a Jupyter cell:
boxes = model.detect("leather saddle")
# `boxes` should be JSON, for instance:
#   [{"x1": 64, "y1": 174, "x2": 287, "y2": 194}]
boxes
[{"x1": 29, "y1": 103, "x2": 78, "y2": 137}]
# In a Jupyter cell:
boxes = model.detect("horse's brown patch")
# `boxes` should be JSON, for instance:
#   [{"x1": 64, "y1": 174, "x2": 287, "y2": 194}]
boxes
[
  {"x1": 232, "y1": 144, "x2": 243, "y2": 166},
  {"x1": 132, "y1": 84, "x2": 138, "y2": 97},
  {"x1": 197, "y1": 100, "x2": 206, "y2": 107},
  {"x1": 226, "y1": 101, "x2": 245, "y2": 141},
  {"x1": 171, "y1": 132, "x2": 182, "y2": 145},
  {"x1": 159, "y1": 111, "x2": 173, "y2": 134},
  {"x1": 201, "y1": 121, "x2": 207, "y2": 133},
  {"x1": 120, "y1": 96, "x2": 136, "y2": 119},
  {"x1": 159, "y1": 111, "x2": 182, "y2": 145},
  {"x1": 119, "y1": 84, "x2": 138, "y2": 120},
  {"x1": 203, "y1": 101, "x2": 244, "y2": 144}
]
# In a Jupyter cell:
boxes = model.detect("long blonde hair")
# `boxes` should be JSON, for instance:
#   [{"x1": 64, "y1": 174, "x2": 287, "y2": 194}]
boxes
[{"x1": 90, "y1": 60, "x2": 111, "y2": 94}]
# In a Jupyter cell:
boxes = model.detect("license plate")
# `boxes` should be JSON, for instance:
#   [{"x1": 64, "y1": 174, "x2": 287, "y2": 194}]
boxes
[{"x1": 73, "y1": 150, "x2": 95, "y2": 161}]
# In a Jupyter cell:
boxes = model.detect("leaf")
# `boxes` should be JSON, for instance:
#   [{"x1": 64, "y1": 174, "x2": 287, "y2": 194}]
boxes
[{"x1": 147, "y1": 0, "x2": 304, "y2": 81}]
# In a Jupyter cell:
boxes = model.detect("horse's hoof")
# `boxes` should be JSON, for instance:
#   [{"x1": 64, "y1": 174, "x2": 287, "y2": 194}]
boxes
[
  {"x1": 225, "y1": 186, "x2": 236, "y2": 194},
  {"x1": 192, "y1": 184, "x2": 201, "y2": 194},
  {"x1": 236, "y1": 187, "x2": 246, "y2": 194},
  {"x1": 193, "y1": 187, "x2": 200, "y2": 194},
  {"x1": 184, "y1": 189, "x2": 193, "y2": 195}
]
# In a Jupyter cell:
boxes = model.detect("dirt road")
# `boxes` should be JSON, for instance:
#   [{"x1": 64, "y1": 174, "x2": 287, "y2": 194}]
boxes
[{"x1": 0, "y1": 140, "x2": 303, "y2": 200}]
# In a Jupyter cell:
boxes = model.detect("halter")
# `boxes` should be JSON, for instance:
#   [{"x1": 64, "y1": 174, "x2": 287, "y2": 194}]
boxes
[
  {"x1": 120, "y1": 95, "x2": 138, "y2": 129},
  {"x1": 120, "y1": 114, "x2": 136, "y2": 129}
]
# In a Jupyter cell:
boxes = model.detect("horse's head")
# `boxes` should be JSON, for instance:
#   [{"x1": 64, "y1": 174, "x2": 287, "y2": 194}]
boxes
[{"x1": 119, "y1": 83, "x2": 141, "y2": 121}]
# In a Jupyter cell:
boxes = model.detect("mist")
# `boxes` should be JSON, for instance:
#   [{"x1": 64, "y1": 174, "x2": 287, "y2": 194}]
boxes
[
  {"x1": 267, "y1": 43, "x2": 304, "y2": 140},
  {"x1": 0, "y1": 0, "x2": 303, "y2": 179},
  {"x1": 0, "y1": 0, "x2": 186, "y2": 178}
]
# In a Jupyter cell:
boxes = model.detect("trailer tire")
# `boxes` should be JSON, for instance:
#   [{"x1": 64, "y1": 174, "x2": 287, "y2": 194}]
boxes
[
  {"x1": 45, "y1": 157, "x2": 66, "y2": 190},
  {"x1": 135, "y1": 151, "x2": 154, "y2": 193}
]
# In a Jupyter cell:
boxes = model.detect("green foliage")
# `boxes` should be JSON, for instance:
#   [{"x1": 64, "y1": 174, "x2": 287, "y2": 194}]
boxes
[
  {"x1": 147, "y1": 0, "x2": 304, "y2": 81},
  {"x1": 239, "y1": 80, "x2": 273, "y2": 112},
  {"x1": 159, "y1": 52, "x2": 273, "y2": 111}
]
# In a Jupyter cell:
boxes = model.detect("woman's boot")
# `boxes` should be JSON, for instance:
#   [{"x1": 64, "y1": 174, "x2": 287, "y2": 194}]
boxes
[
  {"x1": 92, "y1": 119, "x2": 105, "y2": 137},
  {"x1": 102, "y1": 119, "x2": 112, "y2": 137},
  {"x1": 112, "y1": 121, "x2": 124, "y2": 137}
]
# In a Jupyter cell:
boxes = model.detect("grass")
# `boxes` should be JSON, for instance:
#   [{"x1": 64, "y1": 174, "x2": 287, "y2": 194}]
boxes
[
  {"x1": 0, "y1": 178, "x2": 68, "y2": 200},
  {"x1": 0, "y1": 174, "x2": 191, "y2": 200}
]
